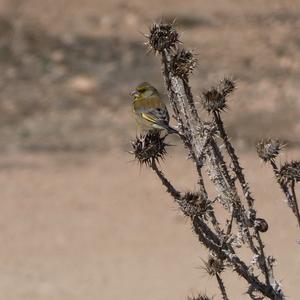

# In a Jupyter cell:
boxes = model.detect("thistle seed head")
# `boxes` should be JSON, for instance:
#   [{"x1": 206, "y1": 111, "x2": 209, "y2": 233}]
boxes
[
  {"x1": 171, "y1": 48, "x2": 197, "y2": 77},
  {"x1": 200, "y1": 78, "x2": 235, "y2": 113},
  {"x1": 203, "y1": 253, "x2": 224, "y2": 276},
  {"x1": 256, "y1": 138, "x2": 284, "y2": 162},
  {"x1": 147, "y1": 22, "x2": 179, "y2": 53},
  {"x1": 180, "y1": 191, "x2": 210, "y2": 217},
  {"x1": 254, "y1": 218, "x2": 269, "y2": 233},
  {"x1": 219, "y1": 77, "x2": 236, "y2": 97},
  {"x1": 131, "y1": 131, "x2": 168, "y2": 166},
  {"x1": 201, "y1": 88, "x2": 226, "y2": 113},
  {"x1": 278, "y1": 160, "x2": 300, "y2": 185}
]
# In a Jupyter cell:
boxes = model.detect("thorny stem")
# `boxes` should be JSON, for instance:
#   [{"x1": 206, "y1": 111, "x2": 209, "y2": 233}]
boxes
[
  {"x1": 209, "y1": 139, "x2": 235, "y2": 189},
  {"x1": 270, "y1": 160, "x2": 300, "y2": 228},
  {"x1": 216, "y1": 273, "x2": 229, "y2": 300},
  {"x1": 213, "y1": 111, "x2": 271, "y2": 281},
  {"x1": 196, "y1": 166, "x2": 223, "y2": 234},
  {"x1": 161, "y1": 51, "x2": 187, "y2": 135},
  {"x1": 290, "y1": 180, "x2": 300, "y2": 228},
  {"x1": 269, "y1": 160, "x2": 292, "y2": 203},
  {"x1": 226, "y1": 211, "x2": 234, "y2": 235},
  {"x1": 162, "y1": 49, "x2": 206, "y2": 168},
  {"x1": 182, "y1": 74, "x2": 202, "y2": 123},
  {"x1": 213, "y1": 111, "x2": 255, "y2": 208},
  {"x1": 255, "y1": 230, "x2": 270, "y2": 286},
  {"x1": 208, "y1": 210, "x2": 223, "y2": 235},
  {"x1": 151, "y1": 159, "x2": 181, "y2": 200},
  {"x1": 206, "y1": 140, "x2": 259, "y2": 255}
]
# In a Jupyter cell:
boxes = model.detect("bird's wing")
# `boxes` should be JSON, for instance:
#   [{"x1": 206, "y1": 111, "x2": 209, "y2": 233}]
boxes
[
  {"x1": 133, "y1": 95, "x2": 170, "y2": 127},
  {"x1": 141, "y1": 107, "x2": 170, "y2": 126}
]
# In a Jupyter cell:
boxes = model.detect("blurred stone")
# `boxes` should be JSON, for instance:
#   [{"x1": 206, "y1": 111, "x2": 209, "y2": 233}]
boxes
[
  {"x1": 51, "y1": 50, "x2": 65, "y2": 63},
  {"x1": 67, "y1": 75, "x2": 97, "y2": 94}
]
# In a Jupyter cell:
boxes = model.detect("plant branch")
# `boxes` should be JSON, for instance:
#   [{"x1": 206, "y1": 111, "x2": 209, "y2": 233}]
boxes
[
  {"x1": 290, "y1": 180, "x2": 300, "y2": 228},
  {"x1": 216, "y1": 273, "x2": 229, "y2": 300},
  {"x1": 213, "y1": 111, "x2": 255, "y2": 208}
]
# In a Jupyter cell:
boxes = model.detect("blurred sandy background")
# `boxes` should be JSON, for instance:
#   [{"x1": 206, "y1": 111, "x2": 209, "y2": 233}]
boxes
[{"x1": 0, "y1": 0, "x2": 299, "y2": 299}]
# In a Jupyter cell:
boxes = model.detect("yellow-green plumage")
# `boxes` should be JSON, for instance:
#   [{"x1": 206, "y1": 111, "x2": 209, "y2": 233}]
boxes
[{"x1": 130, "y1": 82, "x2": 177, "y2": 134}]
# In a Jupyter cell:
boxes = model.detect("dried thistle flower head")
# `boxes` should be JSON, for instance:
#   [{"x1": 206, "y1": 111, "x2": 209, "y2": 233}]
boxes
[
  {"x1": 146, "y1": 22, "x2": 179, "y2": 53},
  {"x1": 218, "y1": 77, "x2": 236, "y2": 97},
  {"x1": 278, "y1": 160, "x2": 300, "y2": 185},
  {"x1": 180, "y1": 191, "x2": 210, "y2": 217},
  {"x1": 187, "y1": 294, "x2": 213, "y2": 300},
  {"x1": 201, "y1": 88, "x2": 226, "y2": 113},
  {"x1": 256, "y1": 138, "x2": 284, "y2": 162},
  {"x1": 171, "y1": 48, "x2": 197, "y2": 77},
  {"x1": 200, "y1": 78, "x2": 235, "y2": 113},
  {"x1": 254, "y1": 218, "x2": 269, "y2": 233},
  {"x1": 203, "y1": 253, "x2": 224, "y2": 276},
  {"x1": 131, "y1": 131, "x2": 168, "y2": 166}
]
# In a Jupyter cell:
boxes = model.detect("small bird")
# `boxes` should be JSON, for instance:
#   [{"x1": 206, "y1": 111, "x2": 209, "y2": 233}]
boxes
[{"x1": 130, "y1": 82, "x2": 178, "y2": 134}]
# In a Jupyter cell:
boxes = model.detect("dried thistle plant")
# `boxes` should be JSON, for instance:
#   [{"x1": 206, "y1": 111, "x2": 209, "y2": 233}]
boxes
[
  {"x1": 256, "y1": 139, "x2": 300, "y2": 228},
  {"x1": 131, "y1": 22, "x2": 287, "y2": 299},
  {"x1": 256, "y1": 138, "x2": 284, "y2": 163}
]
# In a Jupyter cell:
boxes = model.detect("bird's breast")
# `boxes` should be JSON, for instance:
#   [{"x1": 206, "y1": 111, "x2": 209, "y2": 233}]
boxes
[{"x1": 133, "y1": 96, "x2": 165, "y2": 110}]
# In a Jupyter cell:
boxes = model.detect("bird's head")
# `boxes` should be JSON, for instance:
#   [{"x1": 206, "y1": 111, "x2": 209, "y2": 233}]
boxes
[{"x1": 130, "y1": 82, "x2": 159, "y2": 100}]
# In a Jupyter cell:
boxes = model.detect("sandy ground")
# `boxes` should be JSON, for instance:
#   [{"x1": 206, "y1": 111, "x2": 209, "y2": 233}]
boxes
[
  {"x1": 0, "y1": 0, "x2": 299, "y2": 299},
  {"x1": 0, "y1": 149, "x2": 299, "y2": 300}
]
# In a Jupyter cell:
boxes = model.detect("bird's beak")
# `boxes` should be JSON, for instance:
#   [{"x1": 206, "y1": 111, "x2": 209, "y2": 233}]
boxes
[{"x1": 130, "y1": 90, "x2": 139, "y2": 97}]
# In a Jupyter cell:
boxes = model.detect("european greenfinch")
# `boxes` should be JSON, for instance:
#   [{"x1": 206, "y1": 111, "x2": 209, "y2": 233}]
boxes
[{"x1": 130, "y1": 82, "x2": 178, "y2": 134}]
